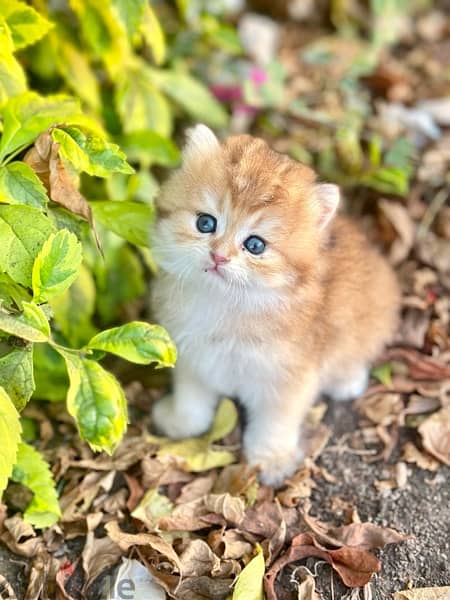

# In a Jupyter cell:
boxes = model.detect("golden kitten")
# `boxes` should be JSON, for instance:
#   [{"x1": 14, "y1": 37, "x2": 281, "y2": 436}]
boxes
[{"x1": 151, "y1": 125, "x2": 400, "y2": 487}]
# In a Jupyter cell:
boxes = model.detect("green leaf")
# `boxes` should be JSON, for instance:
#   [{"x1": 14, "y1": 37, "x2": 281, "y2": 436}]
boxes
[
  {"x1": 155, "y1": 70, "x2": 227, "y2": 128},
  {"x1": 0, "y1": 162, "x2": 48, "y2": 208},
  {"x1": 111, "y1": 0, "x2": 146, "y2": 40},
  {"x1": 0, "y1": 91, "x2": 81, "y2": 163},
  {"x1": 0, "y1": 301, "x2": 50, "y2": 342},
  {"x1": 0, "y1": 205, "x2": 56, "y2": 286},
  {"x1": 119, "y1": 130, "x2": 180, "y2": 167},
  {"x1": 52, "y1": 127, "x2": 134, "y2": 177},
  {"x1": 11, "y1": 442, "x2": 61, "y2": 527},
  {"x1": 115, "y1": 60, "x2": 172, "y2": 137},
  {"x1": 0, "y1": 386, "x2": 21, "y2": 497},
  {"x1": 140, "y1": 4, "x2": 166, "y2": 65},
  {"x1": 33, "y1": 343, "x2": 68, "y2": 402},
  {"x1": 90, "y1": 201, "x2": 153, "y2": 247},
  {"x1": 156, "y1": 399, "x2": 237, "y2": 472},
  {"x1": 50, "y1": 263, "x2": 96, "y2": 348},
  {"x1": 87, "y1": 321, "x2": 176, "y2": 367},
  {"x1": 32, "y1": 230, "x2": 82, "y2": 304},
  {"x1": 371, "y1": 363, "x2": 393, "y2": 387},
  {"x1": 0, "y1": 346, "x2": 34, "y2": 411},
  {"x1": 2, "y1": 0, "x2": 53, "y2": 50},
  {"x1": 0, "y1": 20, "x2": 27, "y2": 107},
  {"x1": 232, "y1": 544, "x2": 264, "y2": 600},
  {"x1": 57, "y1": 350, "x2": 128, "y2": 454},
  {"x1": 0, "y1": 272, "x2": 31, "y2": 311}
]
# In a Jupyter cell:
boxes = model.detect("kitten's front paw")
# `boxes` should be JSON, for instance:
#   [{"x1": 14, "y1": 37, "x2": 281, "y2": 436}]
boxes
[
  {"x1": 246, "y1": 447, "x2": 304, "y2": 488},
  {"x1": 151, "y1": 395, "x2": 212, "y2": 440}
]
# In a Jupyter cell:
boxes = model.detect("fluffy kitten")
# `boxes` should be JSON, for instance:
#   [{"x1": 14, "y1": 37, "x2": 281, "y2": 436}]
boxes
[{"x1": 151, "y1": 125, "x2": 400, "y2": 487}]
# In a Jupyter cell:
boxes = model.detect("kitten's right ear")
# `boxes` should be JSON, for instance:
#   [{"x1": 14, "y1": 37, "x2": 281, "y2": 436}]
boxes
[{"x1": 183, "y1": 124, "x2": 220, "y2": 164}]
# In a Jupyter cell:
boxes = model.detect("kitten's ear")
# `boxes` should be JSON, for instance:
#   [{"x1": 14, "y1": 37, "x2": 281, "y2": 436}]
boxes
[
  {"x1": 314, "y1": 184, "x2": 340, "y2": 229},
  {"x1": 183, "y1": 124, "x2": 220, "y2": 164}
]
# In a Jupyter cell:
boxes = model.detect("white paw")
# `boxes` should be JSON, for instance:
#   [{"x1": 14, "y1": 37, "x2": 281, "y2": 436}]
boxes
[
  {"x1": 151, "y1": 395, "x2": 213, "y2": 439},
  {"x1": 326, "y1": 367, "x2": 369, "y2": 401},
  {"x1": 246, "y1": 447, "x2": 304, "y2": 488}
]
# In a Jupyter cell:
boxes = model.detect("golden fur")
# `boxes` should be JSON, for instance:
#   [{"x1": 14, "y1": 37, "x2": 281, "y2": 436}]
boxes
[{"x1": 151, "y1": 125, "x2": 400, "y2": 486}]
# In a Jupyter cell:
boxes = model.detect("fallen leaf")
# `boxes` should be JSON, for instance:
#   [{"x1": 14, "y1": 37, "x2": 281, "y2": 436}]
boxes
[
  {"x1": 402, "y1": 442, "x2": 440, "y2": 471},
  {"x1": 23, "y1": 551, "x2": 53, "y2": 600},
  {"x1": 277, "y1": 465, "x2": 316, "y2": 507},
  {"x1": 293, "y1": 566, "x2": 323, "y2": 600},
  {"x1": 175, "y1": 576, "x2": 233, "y2": 600},
  {"x1": 418, "y1": 407, "x2": 450, "y2": 466},
  {"x1": 0, "y1": 573, "x2": 18, "y2": 600},
  {"x1": 0, "y1": 516, "x2": 44, "y2": 557},
  {"x1": 176, "y1": 474, "x2": 215, "y2": 504},
  {"x1": 383, "y1": 348, "x2": 450, "y2": 380},
  {"x1": 105, "y1": 521, "x2": 183, "y2": 575},
  {"x1": 232, "y1": 544, "x2": 265, "y2": 600},
  {"x1": 379, "y1": 200, "x2": 416, "y2": 264},
  {"x1": 209, "y1": 528, "x2": 253, "y2": 560},
  {"x1": 394, "y1": 587, "x2": 450, "y2": 599},
  {"x1": 82, "y1": 531, "x2": 122, "y2": 590},
  {"x1": 355, "y1": 393, "x2": 404, "y2": 426},
  {"x1": 178, "y1": 538, "x2": 221, "y2": 577},
  {"x1": 131, "y1": 488, "x2": 174, "y2": 531}
]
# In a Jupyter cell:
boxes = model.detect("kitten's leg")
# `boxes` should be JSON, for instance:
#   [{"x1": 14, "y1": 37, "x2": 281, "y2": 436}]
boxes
[
  {"x1": 242, "y1": 372, "x2": 319, "y2": 488},
  {"x1": 151, "y1": 358, "x2": 218, "y2": 439},
  {"x1": 324, "y1": 365, "x2": 369, "y2": 401}
]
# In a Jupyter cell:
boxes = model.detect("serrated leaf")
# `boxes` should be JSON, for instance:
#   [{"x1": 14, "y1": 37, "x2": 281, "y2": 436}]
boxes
[
  {"x1": 119, "y1": 130, "x2": 180, "y2": 167},
  {"x1": 0, "y1": 91, "x2": 82, "y2": 163},
  {"x1": 115, "y1": 60, "x2": 172, "y2": 136},
  {"x1": 140, "y1": 4, "x2": 166, "y2": 65},
  {"x1": 91, "y1": 201, "x2": 153, "y2": 247},
  {"x1": 0, "y1": 301, "x2": 50, "y2": 342},
  {"x1": 0, "y1": 272, "x2": 31, "y2": 311},
  {"x1": 87, "y1": 321, "x2": 176, "y2": 366},
  {"x1": 155, "y1": 70, "x2": 227, "y2": 128},
  {"x1": 156, "y1": 399, "x2": 238, "y2": 472},
  {"x1": 0, "y1": 386, "x2": 21, "y2": 497},
  {"x1": 32, "y1": 229, "x2": 82, "y2": 303},
  {"x1": 2, "y1": 0, "x2": 53, "y2": 50},
  {"x1": 0, "y1": 346, "x2": 34, "y2": 410},
  {"x1": 52, "y1": 127, "x2": 134, "y2": 177},
  {"x1": 57, "y1": 350, "x2": 128, "y2": 454},
  {"x1": 0, "y1": 162, "x2": 48, "y2": 208},
  {"x1": 232, "y1": 544, "x2": 264, "y2": 600},
  {"x1": 0, "y1": 205, "x2": 56, "y2": 286},
  {"x1": 50, "y1": 262, "x2": 96, "y2": 348},
  {"x1": 11, "y1": 442, "x2": 61, "y2": 527}
]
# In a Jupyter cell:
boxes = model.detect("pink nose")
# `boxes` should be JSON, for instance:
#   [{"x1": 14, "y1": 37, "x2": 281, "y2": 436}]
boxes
[{"x1": 210, "y1": 252, "x2": 230, "y2": 265}]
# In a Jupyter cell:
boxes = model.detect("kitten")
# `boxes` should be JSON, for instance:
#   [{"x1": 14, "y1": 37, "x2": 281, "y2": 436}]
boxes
[{"x1": 151, "y1": 125, "x2": 400, "y2": 487}]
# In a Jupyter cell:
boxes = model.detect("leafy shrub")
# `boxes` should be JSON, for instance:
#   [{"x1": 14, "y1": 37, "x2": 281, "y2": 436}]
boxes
[{"x1": 0, "y1": 0, "x2": 230, "y2": 526}]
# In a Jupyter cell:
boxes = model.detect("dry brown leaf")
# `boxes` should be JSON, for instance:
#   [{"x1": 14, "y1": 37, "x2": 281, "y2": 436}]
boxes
[
  {"x1": 402, "y1": 442, "x2": 440, "y2": 471},
  {"x1": 213, "y1": 464, "x2": 258, "y2": 496},
  {"x1": 208, "y1": 528, "x2": 253, "y2": 560},
  {"x1": 293, "y1": 566, "x2": 323, "y2": 600},
  {"x1": 81, "y1": 531, "x2": 122, "y2": 590},
  {"x1": 379, "y1": 200, "x2": 416, "y2": 265},
  {"x1": 0, "y1": 573, "x2": 18, "y2": 600},
  {"x1": 105, "y1": 521, "x2": 183, "y2": 575},
  {"x1": 394, "y1": 587, "x2": 450, "y2": 599},
  {"x1": 264, "y1": 531, "x2": 381, "y2": 599},
  {"x1": 203, "y1": 493, "x2": 246, "y2": 526},
  {"x1": 355, "y1": 393, "x2": 404, "y2": 426},
  {"x1": 0, "y1": 516, "x2": 44, "y2": 558},
  {"x1": 23, "y1": 551, "x2": 53, "y2": 600},
  {"x1": 176, "y1": 475, "x2": 215, "y2": 504},
  {"x1": 418, "y1": 407, "x2": 450, "y2": 466},
  {"x1": 178, "y1": 539, "x2": 221, "y2": 577},
  {"x1": 383, "y1": 348, "x2": 450, "y2": 380},
  {"x1": 175, "y1": 576, "x2": 234, "y2": 600}
]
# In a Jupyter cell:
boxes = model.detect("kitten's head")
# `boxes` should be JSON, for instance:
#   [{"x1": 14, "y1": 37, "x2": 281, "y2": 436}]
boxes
[{"x1": 154, "y1": 125, "x2": 339, "y2": 294}]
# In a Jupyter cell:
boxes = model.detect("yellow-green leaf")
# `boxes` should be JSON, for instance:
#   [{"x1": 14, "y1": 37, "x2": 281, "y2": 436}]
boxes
[
  {"x1": 2, "y1": 0, "x2": 53, "y2": 50},
  {"x1": 140, "y1": 4, "x2": 166, "y2": 65},
  {"x1": 0, "y1": 162, "x2": 48, "y2": 208},
  {"x1": 232, "y1": 544, "x2": 265, "y2": 600},
  {"x1": 87, "y1": 321, "x2": 176, "y2": 367},
  {"x1": 131, "y1": 487, "x2": 173, "y2": 530},
  {"x1": 57, "y1": 350, "x2": 128, "y2": 454},
  {"x1": 90, "y1": 201, "x2": 153, "y2": 247},
  {"x1": 156, "y1": 399, "x2": 238, "y2": 472},
  {"x1": 0, "y1": 346, "x2": 34, "y2": 411},
  {"x1": 0, "y1": 386, "x2": 21, "y2": 498},
  {"x1": 0, "y1": 301, "x2": 50, "y2": 342},
  {"x1": 32, "y1": 230, "x2": 82, "y2": 303},
  {"x1": 11, "y1": 442, "x2": 61, "y2": 527}
]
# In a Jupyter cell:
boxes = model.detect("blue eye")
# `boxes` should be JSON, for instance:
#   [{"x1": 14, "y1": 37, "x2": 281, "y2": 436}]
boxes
[
  {"x1": 196, "y1": 213, "x2": 217, "y2": 233},
  {"x1": 244, "y1": 236, "x2": 266, "y2": 255}
]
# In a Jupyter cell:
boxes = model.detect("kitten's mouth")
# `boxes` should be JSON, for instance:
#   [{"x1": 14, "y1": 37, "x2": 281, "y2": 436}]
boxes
[{"x1": 205, "y1": 265, "x2": 226, "y2": 279}]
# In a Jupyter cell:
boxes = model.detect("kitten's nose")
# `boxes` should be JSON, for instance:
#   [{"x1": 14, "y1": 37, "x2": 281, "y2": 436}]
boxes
[{"x1": 210, "y1": 251, "x2": 230, "y2": 265}]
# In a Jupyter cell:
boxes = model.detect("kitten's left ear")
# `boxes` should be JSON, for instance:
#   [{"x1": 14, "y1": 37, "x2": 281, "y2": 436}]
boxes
[
  {"x1": 314, "y1": 184, "x2": 340, "y2": 229},
  {"x1": 183, "y1": 124, "x2": 220, "y2": 164}
]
